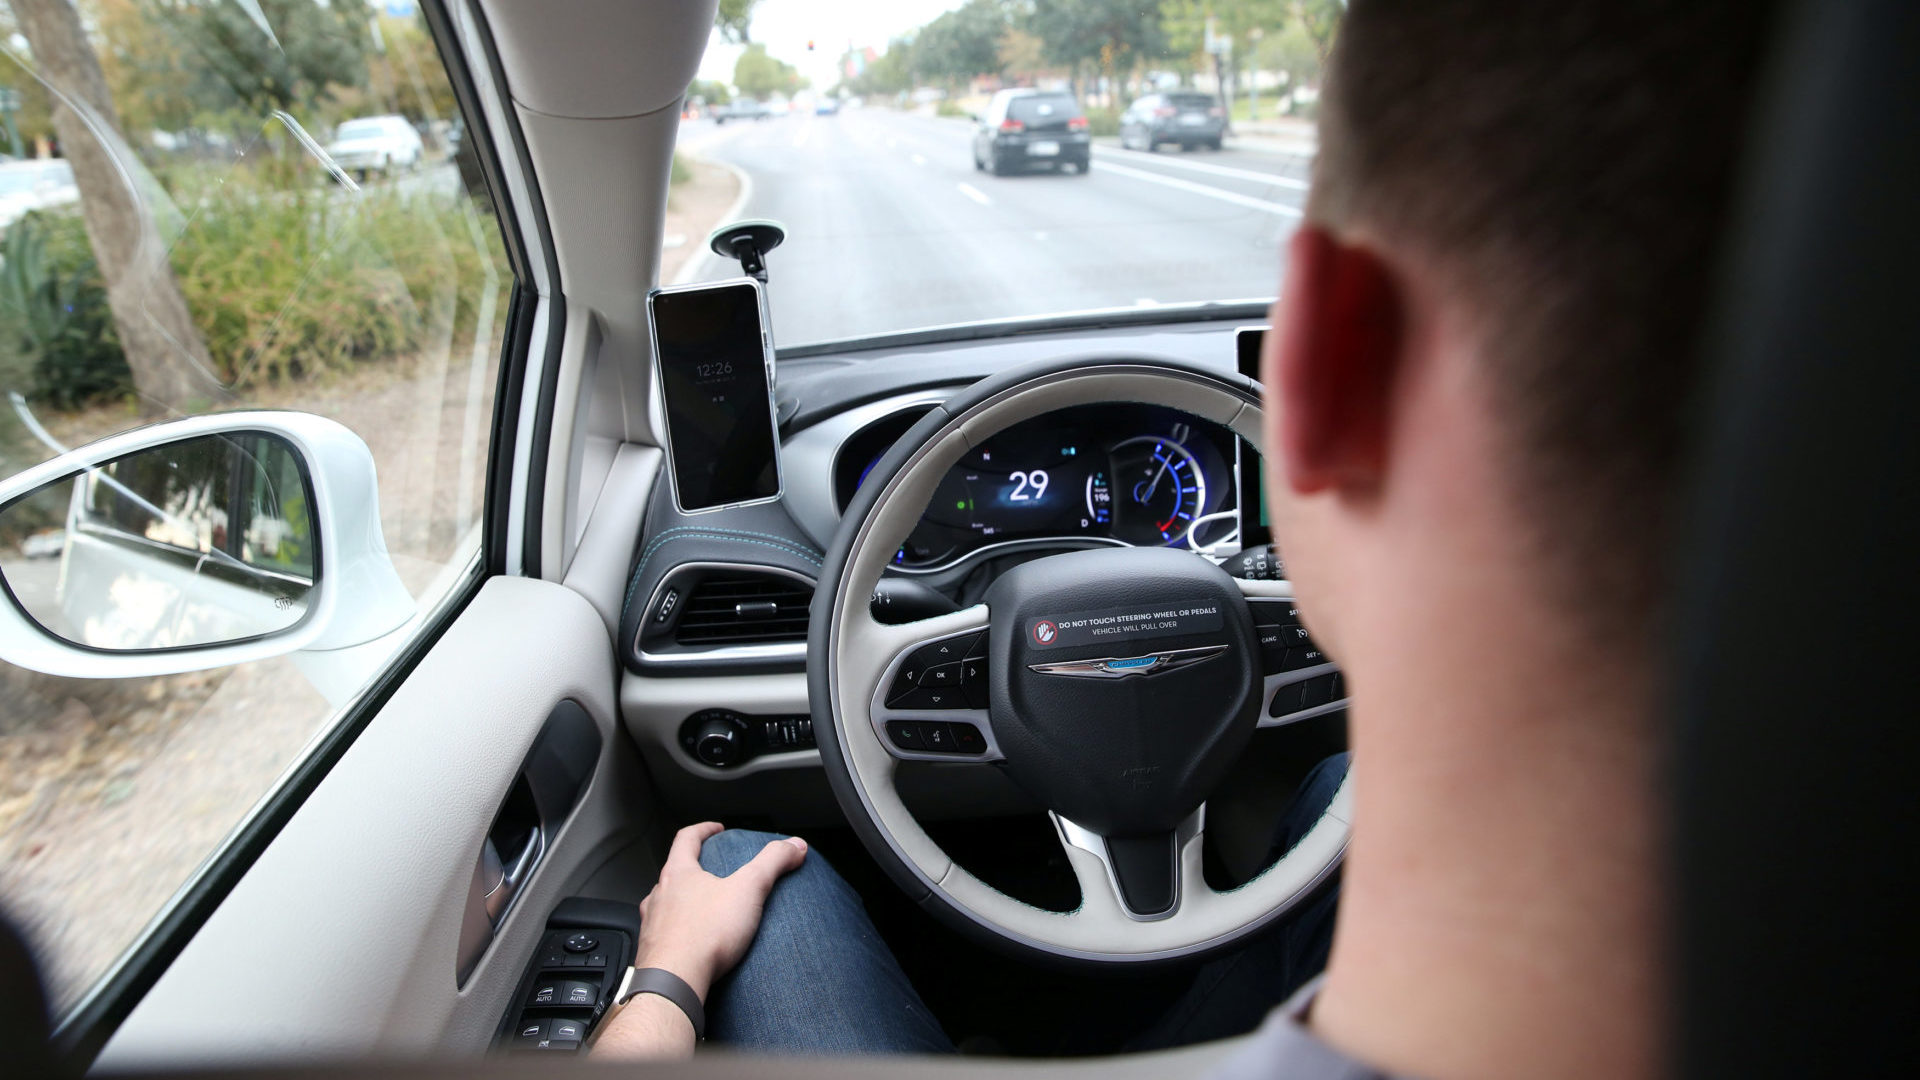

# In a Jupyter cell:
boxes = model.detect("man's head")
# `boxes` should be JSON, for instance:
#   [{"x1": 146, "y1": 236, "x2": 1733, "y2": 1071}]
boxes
[{"x1": 1264, "y1": 0, "x2": 1776, "y2": 670}]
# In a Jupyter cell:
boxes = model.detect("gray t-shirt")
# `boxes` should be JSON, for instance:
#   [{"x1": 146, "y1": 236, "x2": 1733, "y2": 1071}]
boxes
[{"x1": 1209, "y1": 980, "x2": 1405, "y2": 1080}]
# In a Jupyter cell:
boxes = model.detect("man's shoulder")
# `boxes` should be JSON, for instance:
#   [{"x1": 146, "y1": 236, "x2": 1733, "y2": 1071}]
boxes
[{"x1": 1208, "y1": 982, "x2": 1403, "y2": 1080}]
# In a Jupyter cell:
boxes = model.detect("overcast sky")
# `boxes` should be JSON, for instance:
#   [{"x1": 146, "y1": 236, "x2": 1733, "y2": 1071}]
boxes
[{"x1": 695, "y1": 0, "x2": 967, "y2": 91}]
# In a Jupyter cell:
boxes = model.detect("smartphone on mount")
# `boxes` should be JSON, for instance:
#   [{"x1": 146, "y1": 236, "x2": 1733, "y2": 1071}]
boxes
[{"x1": 647, "y1": 278, "x2": 783, "y2": 514}]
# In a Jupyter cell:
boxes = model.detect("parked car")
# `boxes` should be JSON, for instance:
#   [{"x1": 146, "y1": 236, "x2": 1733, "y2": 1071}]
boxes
[
  {"x1": 714, "y1": 100, "x2": 773, "y2": 124},
  {"x1": 1120, "y1": 91, "x2": 1227, "y2": 152},
  {"x1": 325, "y1": 115, "x2": 424, "y2": 178},
  {"x1": 0, "y1": 158, "x2": 78, "y2": 232},
  {"x1": 972, "y1": 89, "x2": 1091, "y2": 176}
]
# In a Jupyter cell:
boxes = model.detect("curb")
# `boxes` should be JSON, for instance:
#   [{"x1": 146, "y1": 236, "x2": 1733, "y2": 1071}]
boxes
[{"x1": 669, "y1": 154, "x2": 755, "y2": 286}]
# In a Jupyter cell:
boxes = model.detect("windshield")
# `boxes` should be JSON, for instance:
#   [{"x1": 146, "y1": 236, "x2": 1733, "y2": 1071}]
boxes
[{"x1": 668, "y1": 1, "x2": 1336, "y2": 348}]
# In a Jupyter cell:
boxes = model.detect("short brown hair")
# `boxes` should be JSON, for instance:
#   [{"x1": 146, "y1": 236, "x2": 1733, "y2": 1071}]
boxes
[{"x1": 1312, "y1": 0, "x2": 1777, "y2": 645}]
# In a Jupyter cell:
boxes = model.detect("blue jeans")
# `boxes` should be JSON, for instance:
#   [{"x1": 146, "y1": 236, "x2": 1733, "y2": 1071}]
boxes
[{"x1": 698, "y1": 752, "x2": 1349, "y2": 1054}]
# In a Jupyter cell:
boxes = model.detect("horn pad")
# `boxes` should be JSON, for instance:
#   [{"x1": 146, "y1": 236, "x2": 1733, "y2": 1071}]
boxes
[{"x1": 984, "y1": 547, "x2": 1259, "y2": 834}]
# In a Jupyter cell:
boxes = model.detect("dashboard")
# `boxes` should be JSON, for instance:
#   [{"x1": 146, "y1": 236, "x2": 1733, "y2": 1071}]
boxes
[{"x1": 832, "y1": 404, "x2": 1239, "y2": 571}]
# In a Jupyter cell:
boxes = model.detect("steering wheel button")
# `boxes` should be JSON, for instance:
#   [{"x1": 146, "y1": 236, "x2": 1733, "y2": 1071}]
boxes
[
  {"x1": 886, "y1": 721, "x2": 925, "y2": 750},
  {"x1": 1268, "y1": 682, "x2": 1306, "y2": 717},
  {"x1": 923, "y1": 722, "x2": 957, "y2": 752},
  {"x1": 886, "y1": 669, "x2": 923, "y2": 706},
  {"x1": 1280, "y1": 646, "x2": 1327, "y2": 671},
  {"x1": 950, "y1": 723, "x2": 987, "y2": 754},
  {"x1": 1283, "y1": 625, "x2": 1314, "y2": 646},
  {"x1": 1300, "y1": 674, "x2": 1337, "y2": 708},
  {"x1": 920, "y1": 661, "x2": 962, "y2": 687}
]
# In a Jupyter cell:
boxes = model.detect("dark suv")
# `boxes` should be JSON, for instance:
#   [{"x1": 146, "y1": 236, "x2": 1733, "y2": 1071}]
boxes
[
  {"x1": 972, "y1": 89, "x2": 1091, "y2": 176},
  {"x1": 1119, "y1": 91, "x2": 1227, "y2": 152}
]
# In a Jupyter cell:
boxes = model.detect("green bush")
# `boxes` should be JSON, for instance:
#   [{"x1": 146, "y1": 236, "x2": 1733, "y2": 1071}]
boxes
[
  {"x1": 670, "y1": 152, "x2": 693, "y2": 186},
  {"x1": 0, "y1": 165, "x2": 507, "y2": 405},
  {"x1": 934, "y1": 100, "x2": 969, "y2": 119},
  {"x1": 1083, "y1": 107, "x2": 1122, "y2": 137},
  {"x1": 0, "y1": 212, "x2": 130, "y2": 409}
]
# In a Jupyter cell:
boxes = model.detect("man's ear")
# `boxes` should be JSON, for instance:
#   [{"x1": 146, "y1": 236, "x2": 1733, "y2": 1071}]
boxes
[{"x1": 1264, "y1": 226, "x2": 1404, "y2": 496}]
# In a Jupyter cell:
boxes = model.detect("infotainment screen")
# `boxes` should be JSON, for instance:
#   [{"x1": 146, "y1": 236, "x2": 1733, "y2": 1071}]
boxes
[
  {"x1": 1236, "y1": 326, "x2": 1272, "y2": 548},
  {"x1": 649, "y1": 279, "x2": 782, "y2": 513}
]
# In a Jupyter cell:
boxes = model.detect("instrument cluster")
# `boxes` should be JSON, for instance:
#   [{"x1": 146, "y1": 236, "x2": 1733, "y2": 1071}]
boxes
[{"x1": 833, "y1": 403, "x2": 1238, "y2": 571}]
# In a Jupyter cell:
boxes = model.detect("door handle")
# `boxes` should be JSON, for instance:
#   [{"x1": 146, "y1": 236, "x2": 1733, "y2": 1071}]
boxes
[{"x1": 484, "y1": 824, "x2": 544, "y2": 925}]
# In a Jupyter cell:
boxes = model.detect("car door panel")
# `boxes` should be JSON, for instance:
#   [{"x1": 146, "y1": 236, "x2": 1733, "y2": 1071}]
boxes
[{"x1": 96, "y1": 576, "x2": 651, "y2": 1067}]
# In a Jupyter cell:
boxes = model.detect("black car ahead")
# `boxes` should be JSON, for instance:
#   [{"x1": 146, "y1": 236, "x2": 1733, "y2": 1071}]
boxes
[
  {"x1": 1119, "y1": 91, "x2": 1227, "y2": 152},
  {"x1": 972, "y1": 89, "x2": 1092, "y2": 176}
]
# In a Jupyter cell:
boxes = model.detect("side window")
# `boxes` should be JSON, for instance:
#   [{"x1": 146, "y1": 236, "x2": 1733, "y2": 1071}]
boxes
[{"x1": 0, "y1": 1, "x2": 512, "y2": 1014}]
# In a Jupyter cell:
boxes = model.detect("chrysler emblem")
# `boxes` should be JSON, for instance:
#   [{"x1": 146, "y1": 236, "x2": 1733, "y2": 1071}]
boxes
[{"x1": 1027, "y1": 643, "x2": 1229, "y2": 680}]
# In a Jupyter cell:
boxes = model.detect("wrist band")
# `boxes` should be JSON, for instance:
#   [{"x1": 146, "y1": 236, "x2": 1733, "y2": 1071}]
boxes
[{"x1": 616, "y1": 966, "x2": 706, "y2": 1040}]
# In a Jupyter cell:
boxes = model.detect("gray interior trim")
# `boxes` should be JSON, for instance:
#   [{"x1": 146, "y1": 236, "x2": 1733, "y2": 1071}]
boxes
[
  {"x1": 782, "y1": 387, "x2": 956, "y2": 550},
  {"x1": 561, "y1": 443, "x2": 662, "y2": 641},
  {"x1": 98, "y1": 578, "x2": 650, "y2": 1066}
]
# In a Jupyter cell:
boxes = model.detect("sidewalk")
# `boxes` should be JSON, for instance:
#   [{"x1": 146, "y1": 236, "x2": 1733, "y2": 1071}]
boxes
[{"x1": 1227, "y1": 116, "x2": 1319, "y2": 158}]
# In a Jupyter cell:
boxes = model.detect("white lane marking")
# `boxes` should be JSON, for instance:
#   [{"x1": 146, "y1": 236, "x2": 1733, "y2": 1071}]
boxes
[
  {"x1": 1098, "y1": 148, "x2": 1310, "y2": 190},
  {"x1": 1095, "y1": 159, "x2": 1304, "y2": 218},
  {"x1": 957, "y1": 182, "x2": 992, "y2": 206},
  {"x1": 911, "y1": 153, "x2": 927, "y2": 165}
]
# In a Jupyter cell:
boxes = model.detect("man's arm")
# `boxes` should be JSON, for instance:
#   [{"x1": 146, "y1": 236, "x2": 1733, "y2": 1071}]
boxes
[{"x1": 593, "y1": 822, "x2": 807, "y2": 1060}]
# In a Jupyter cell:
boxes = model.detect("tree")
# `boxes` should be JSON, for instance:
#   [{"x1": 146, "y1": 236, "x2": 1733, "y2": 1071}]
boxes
[
  {"x1": 733, "y1": 43, "x2": 801, "y2": 102},
  {"x1": 8, "y1": 0, "x2": 219, "y2": 415},
  {"x1": 715, "y1": 0, "x2": 761, "y2": 44},
  {"x1": 912, "y1": 0, "x2": 1011, "y2": 85},
  {"x1": 687, "y1": 78, "x2": 732, "y2": 107},
  {"x1": 158, "y1": 0, "x2": 372, "y2": 121},
  {"x1": 997, "y1": 26, "x2": 1047, "y2": 85},
  {"x1": 1028, "y1": 0, "x2": 1170, "y2": 102}
]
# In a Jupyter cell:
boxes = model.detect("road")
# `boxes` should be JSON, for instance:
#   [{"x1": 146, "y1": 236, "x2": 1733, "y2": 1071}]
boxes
[{"x1": 676, "y1": 108, "x2": 1311, "y2": 346}]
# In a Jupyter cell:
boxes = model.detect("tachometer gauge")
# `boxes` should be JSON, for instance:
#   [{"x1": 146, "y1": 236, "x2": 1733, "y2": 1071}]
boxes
[{"x1": 1107, "y1": 436, "x2": 1208, "y2": 546}]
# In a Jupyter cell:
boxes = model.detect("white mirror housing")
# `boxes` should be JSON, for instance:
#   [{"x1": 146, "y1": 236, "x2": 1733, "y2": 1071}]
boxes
[{"x1": 0, "y1": 411, "x2": 414, "y2": 679}]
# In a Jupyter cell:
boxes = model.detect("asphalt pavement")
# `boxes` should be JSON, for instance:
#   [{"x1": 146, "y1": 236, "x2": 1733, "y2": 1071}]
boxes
[{"x1": 676, "y1": 108, "x2": 1311, "y2": 346}]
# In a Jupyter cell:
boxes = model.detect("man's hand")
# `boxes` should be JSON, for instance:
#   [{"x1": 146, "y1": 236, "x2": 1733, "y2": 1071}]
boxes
[{"x1": 633, "y1": 822, "x2": 808, "y2": 1001}]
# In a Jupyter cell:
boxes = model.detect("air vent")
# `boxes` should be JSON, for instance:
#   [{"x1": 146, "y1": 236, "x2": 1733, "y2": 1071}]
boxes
[{"x1": 674, "y1": 572, "x2": 814, "y2": 646}]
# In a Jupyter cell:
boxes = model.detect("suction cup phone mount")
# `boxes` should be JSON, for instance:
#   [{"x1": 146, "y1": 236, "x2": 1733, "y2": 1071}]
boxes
[{"x1": 709, "y1": 219, "x2": 785, "y2": 285}]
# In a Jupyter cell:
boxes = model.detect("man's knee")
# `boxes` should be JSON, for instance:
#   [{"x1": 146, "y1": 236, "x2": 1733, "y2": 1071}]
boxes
[{"x1": 698, "y1": 828, "x2": 791, "y2": 877}]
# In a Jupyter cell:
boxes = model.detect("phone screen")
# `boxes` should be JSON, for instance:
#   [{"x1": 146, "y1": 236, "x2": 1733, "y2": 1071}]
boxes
[
  {"x1": 651, "y1": 281, "x2": 782, "y2": 513},
  {"x1": 1236, "y1": 327, "x2": 1272, "y2": 548}
]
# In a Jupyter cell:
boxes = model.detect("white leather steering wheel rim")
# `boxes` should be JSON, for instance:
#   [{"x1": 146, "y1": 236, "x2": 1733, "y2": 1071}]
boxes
[{"x1": 809, "y1": 357, "x2": 1352, "y2": 963}]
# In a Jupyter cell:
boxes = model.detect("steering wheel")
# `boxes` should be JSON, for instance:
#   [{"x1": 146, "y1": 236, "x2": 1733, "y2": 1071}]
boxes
[{"x1": 808, "y1": 357, "x2": 1351, "y2": 965}]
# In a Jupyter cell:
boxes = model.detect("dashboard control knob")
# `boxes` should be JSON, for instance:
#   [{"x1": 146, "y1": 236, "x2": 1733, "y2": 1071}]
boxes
[{"x1": 690, "y1": 713, "x2": 747, "y2": 767}]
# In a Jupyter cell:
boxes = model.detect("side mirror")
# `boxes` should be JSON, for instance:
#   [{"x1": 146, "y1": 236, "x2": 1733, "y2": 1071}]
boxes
[{"x1": 0, "y1": 412, "x2": 413, "y2": 680}]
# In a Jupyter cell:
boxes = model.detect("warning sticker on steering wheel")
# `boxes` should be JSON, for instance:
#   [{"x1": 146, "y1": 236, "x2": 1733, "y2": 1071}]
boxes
[{"x1": 1026, "y1": 604, "x2": 1224, "y2": 649}]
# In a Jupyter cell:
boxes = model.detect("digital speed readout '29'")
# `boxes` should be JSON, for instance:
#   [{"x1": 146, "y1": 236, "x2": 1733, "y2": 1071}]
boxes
[{"x1": 649, "y1": 279, "x2": 782, "y2": 513}]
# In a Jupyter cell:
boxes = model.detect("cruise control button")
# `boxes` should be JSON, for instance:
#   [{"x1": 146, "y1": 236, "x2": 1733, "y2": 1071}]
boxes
[
  {"x1": 1268, "y1": 681, "x2": 1305, "y2": 718},
  {"x1": 886, "y1": 721, "x2": 925, "y2": 750},
  {"x1": 1255, "y1": 625, "x2": 1289, "y2": 672},
  {"x1": 1279, "y1": 646, "x2": 1328, "y2": 671},
  {"x1": 1282, "y1": 625, "x2": 1314, "y2": 647},
  {"x1": 920, "y1": 661, "x2": 962, "y2": 688},
  {"x1": 923, "y1": 723, "x2": 958, "y2": 752},
  {"x1": 950, "y1": 723, "x2": 986, "y2": 754},
  {"x1": 1250, "y1": 600, "x2": 1302, "y2": 628}
]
